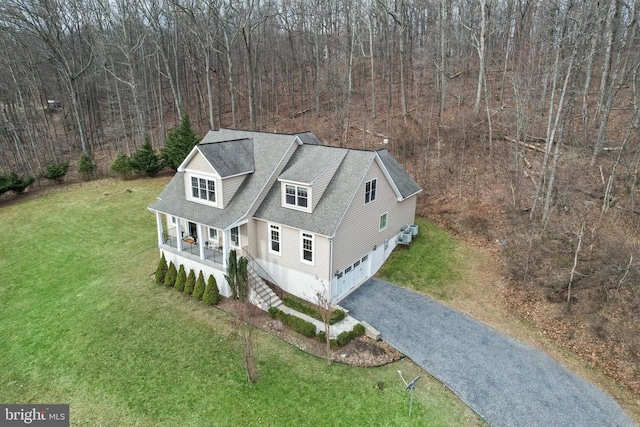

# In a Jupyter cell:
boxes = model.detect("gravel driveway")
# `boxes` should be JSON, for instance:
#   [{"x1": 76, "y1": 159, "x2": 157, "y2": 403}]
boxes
[{"x1": 341, "y1": 278, "x2": 634, "y2": 427}]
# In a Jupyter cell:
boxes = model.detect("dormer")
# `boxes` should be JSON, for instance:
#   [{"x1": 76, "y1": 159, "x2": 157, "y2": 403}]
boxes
[
  {"x1": 278, "y1": 145, "x2": 347, "y2": 213},
  {"x1": 178, "y1": 138, "x2": 255, "y2": 209}
]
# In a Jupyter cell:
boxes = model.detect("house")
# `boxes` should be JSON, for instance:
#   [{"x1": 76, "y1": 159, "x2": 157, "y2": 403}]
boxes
[{"x1": 148, "y1": 128, "x2": 422, "y2": 307}]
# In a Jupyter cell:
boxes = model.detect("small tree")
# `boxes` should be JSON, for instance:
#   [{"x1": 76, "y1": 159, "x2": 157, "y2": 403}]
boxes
[
  {"x1": 164, "y1": 262, "x2": 177, "y2": 287},
  {"x1": 161, "y1": 115, "x2": 201, "y2": 170},
  {"x1": 154, "y1": 253, "x2": 168, "y2": 284},
  {"x1": 77, "y1": 153, "x2": 95, "y2": 181},
  {"x1": 110, "y1": 152, "x2": 133, "y2": 179},
  {"x1": 227, "y1": 252, "x2": 258, "y2": 383},
  {"x1": 193, "y1": 271, "x2": 206, "y2": 300},
  {"x1": 41, "y1": 161, "x2": 69, "y2": 184},
  {"x1": 316, "y1": 287, "x2": 333, "y2": 366},
  {"x1": 0, "y1": 173, "x2": 35, "y2": 195},
  {"x1": 184, "y1": 270, "x2": 196, "y2": 295},
  {"x1": 175, "y1": 264, "x2": 186, "y2": 291},
  {"x1": 225, "y1": 250, "x2": 239, "y2": 299},
  {"x1": 131, "y1": 139, "x2": 162, "y2": 176},
  {"x1": 202, "y1": 275, "x2": 221, "y2": 305}
]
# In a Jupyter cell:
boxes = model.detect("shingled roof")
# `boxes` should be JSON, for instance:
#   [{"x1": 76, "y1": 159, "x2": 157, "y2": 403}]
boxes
[{"x1": 150, "y1": 129, "x2": 421, "y2": 234}]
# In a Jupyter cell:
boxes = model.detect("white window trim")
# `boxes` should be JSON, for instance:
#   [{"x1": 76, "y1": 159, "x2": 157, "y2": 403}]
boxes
[
  {"x1": 365, "y1": 178, "x2": 377, "y2": 204},
  {"x1": 269, "y1": 224, "x2": 282, "y2": 255},
  {"x1": 379, "y1": 212, "x2": 388, "y2": 231},
  {"x1": 281, "y1": 182, "x2": 312, "y2": 213},
  {"x1": 300, "y1": 231, "x2": 314, "y2": 265},
  {"x1": 187, "y1": 173, "x2": 220, "y2": 207}
]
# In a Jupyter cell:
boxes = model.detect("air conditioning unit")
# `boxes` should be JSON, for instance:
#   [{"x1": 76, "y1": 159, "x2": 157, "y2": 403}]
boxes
[
  {"x1": 409, "y1": 224, "x2": 419, "y2": 236},
  {"x1": 401, "y1": 230, "x2": 412, "y2": 244}
]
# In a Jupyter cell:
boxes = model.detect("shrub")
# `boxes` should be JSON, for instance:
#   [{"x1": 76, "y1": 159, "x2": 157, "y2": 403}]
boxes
[
  {"x1": 202, "y1": 275, "x2": 221, "y2": 305},
  {"x1": 268, "y1": 307, "x2": 316, "y2": 338},
  {"x1": 336, "y1": 331, "x2": 351, "y2": 347},
  {"x1": 41, "y1": 161, "x2": 69, "y2": 184},
  {"x1": 154, "y1": 254, "x2": 168, "y2": 284},
  {"x1": 131, "y1": 139, "x2": 162, "y2": 176},
  {"x1": 336, "y1": 323, "x2": 366, "y2": 347},
  {"x1": 110, "y1": 152, "x2": 133, "y2": 179},
  {"x1": 164, "y1": 262, "x2": 177, "y2": 287},
  {"x1": 315, "y1": 331, "x2": 338, "y2": 349},
  {"x1": 193, "y1": 271, "x2": 206, "y2": 300},
  {"x1": 77, "y1": 153, "x2": 95, "y2": 180},
  {"x1": 353, "y1": 323, "x2": 366, "y2": 337},
  {"x1": 0, "y1": 173, "x2": 35, "y2": 195},
  {"x1": 184, "y1": 270, "x2": 196, "y2": 295},
  {"x1": 161, "y1": 115, "x2": 201, "y2": 170},
  {"x1": 174, "y1": 264, "x2": 186, "y2": 291}
]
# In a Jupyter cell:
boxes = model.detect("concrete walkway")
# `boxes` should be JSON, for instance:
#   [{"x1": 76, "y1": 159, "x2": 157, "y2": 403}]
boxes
[{"x1": 341, "y1": 278, "x2": 635, "y2": 427}]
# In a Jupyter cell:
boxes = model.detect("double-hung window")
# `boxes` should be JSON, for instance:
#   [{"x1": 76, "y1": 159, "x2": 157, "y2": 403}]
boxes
[
  {"x1": 190, "y1": 176, "x2": 216, "y2": 203},
  {"x1": 269, "y1": 224, "x2": 281, "y2": 254},
  {"x1": 365, "y1": 179, "x2": 377, "y2": 204},
  {"x1": 284, "y1": 184, "x2": 309, "y2": 209},
  {"x1": 230, "y1": 227, "x2": 240, "y2": 247},
  {"x1": 301, "y1": 232, "x2": 314, "y2": 264}
]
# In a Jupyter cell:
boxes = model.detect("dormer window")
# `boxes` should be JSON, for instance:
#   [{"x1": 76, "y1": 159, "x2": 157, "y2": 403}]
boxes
[
  {"x1": 187, "y1": 174, "x2": 219, "y2": 207},
  {"x1": 282, "y1": 183, "x2": 311, "y2": 212}
]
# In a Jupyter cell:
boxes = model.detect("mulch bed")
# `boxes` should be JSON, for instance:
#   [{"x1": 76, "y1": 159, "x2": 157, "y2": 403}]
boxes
[{"x1": 217, "y1": 298, "x2": 403, "y2": 367}]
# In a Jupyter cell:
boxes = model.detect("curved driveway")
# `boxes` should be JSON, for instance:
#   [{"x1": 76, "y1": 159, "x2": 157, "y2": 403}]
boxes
[{"x1": 341, "y1": 278, "x2": 634, "y2": 427}]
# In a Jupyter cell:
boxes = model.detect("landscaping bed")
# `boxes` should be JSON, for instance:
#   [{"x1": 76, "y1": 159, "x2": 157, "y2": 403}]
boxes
[{"x1": 217, "y1": 298, "x2": 403, "y2": 367}]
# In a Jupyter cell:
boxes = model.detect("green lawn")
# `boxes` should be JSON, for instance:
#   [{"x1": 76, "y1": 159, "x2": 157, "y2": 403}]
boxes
[
  {"x1": 0, "y1": 178, "x2": 482, "y2": 426},
  {"x1": 377, "y1": 218, "x2": 467, "y2": 300}
]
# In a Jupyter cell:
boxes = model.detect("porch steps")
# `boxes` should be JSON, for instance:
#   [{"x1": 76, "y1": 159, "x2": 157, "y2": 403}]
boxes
[{"x1": 247, "y1": 264, "x2": 283, "y2": 311}]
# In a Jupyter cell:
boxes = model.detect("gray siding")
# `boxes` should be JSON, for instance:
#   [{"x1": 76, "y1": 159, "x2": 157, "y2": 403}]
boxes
[
  {"x1": 222, "y1": 174, "x2": 246, "y2": 207},
  {"x1": 332, "y1": 161, "x2": 417, "y2": 273},
  {"x1": 184, "y1": 151, "x2": 212, "y2": 173},
  {"x1": 254, "y1": 219, "x2": 331, "y2": 283},
  {"x1": 311, "y1": 160, "x2": 341, "y2": 210}
]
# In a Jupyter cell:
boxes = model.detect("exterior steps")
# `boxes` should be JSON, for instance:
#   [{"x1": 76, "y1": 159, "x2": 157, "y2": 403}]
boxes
[{"x1": 247, "y1": 263, "x2": 283, "y2": 311}]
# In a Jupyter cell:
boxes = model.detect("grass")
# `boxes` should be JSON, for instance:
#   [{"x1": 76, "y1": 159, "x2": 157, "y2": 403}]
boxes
[
  {"x1": 0, "y1": 178, "x2": 483, "y2": 426},
  {"x1": 377, "y1": 218, "x2": 467, "y2": 300}
]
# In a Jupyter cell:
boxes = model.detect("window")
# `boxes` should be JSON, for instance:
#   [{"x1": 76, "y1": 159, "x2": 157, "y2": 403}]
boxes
[
  {"x1": 171, "y1": 216, "x2": 176, "y2": 224},
  {"x1": 269, "y1": 224, "x2": 281, "y2": 254},
  {"x1": 190, "y1": 175, "x2": 216, "y2": 203},
  {"x1": 365, "y1": 179, "x2": 377, "y2": 204},
  {"x1": 284, "y1": 183, "x2": 310, "y2": 210},
  {"x1": 209, "y1": 228, "x2": 218, "y2": 240},
  {"x1": 301, "y1": 232, "x2": 314, "y2": 264},
  {"x1": 230, "y1": 227, "x2": 240, "y2": 247},
  {"x1": 297, "y1": 187, "x2": 308, "y2": 208},
  {"x1": 362, "y1": 254, "x2": 368, "y2": 263},
  {"x1": 379, "y1": 213, "x2": 388, "y2": 231}
]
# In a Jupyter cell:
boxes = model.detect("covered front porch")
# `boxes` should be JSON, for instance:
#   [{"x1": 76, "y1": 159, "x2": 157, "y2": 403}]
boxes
[{"x1": 153, "y1": 211, "x2": 245, "y2": 270}]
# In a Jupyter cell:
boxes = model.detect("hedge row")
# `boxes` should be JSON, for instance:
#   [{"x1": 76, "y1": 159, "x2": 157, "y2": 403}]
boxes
[
  {"x1": 269, "y1": 306, "x2": 365, "y2": 347},
  {"x1": 282, "y1": 294, "x2": 346, "y2": 325},
  {"x1": 155, "y1": 255, "x2": 220, "y2": 305},
  {"x1": 268, "y1": 307, "x2": 317, "y2": 338}
]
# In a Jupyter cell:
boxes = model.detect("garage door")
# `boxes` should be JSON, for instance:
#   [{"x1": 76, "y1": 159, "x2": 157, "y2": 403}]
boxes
[{"x1": 335, "y1": 254, "x2": 370, "y2": 301}]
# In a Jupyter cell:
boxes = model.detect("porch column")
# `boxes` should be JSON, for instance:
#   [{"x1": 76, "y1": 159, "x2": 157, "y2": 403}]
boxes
[
  {"x1": 176, "y1": 220, "x2": 184, "y2": 251},
  {"x1": 198, "y1": 224, "x2": 206, "y2": 260},
  {"x1": 222, "y1": 229, "x2": 229, "y2": 269},
  {"x1": 155, "y1": 212, "x2": 164, "y2": 246}
]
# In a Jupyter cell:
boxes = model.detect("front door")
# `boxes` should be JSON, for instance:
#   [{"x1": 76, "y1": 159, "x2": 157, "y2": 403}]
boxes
[{"x1": 188, "y1": 222, "x2": 198, "y2": 242}]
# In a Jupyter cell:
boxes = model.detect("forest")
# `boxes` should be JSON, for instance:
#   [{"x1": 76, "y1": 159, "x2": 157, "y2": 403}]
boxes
[{"x1": 1, "y1": 0, "x2": 639, "y2": 400}]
